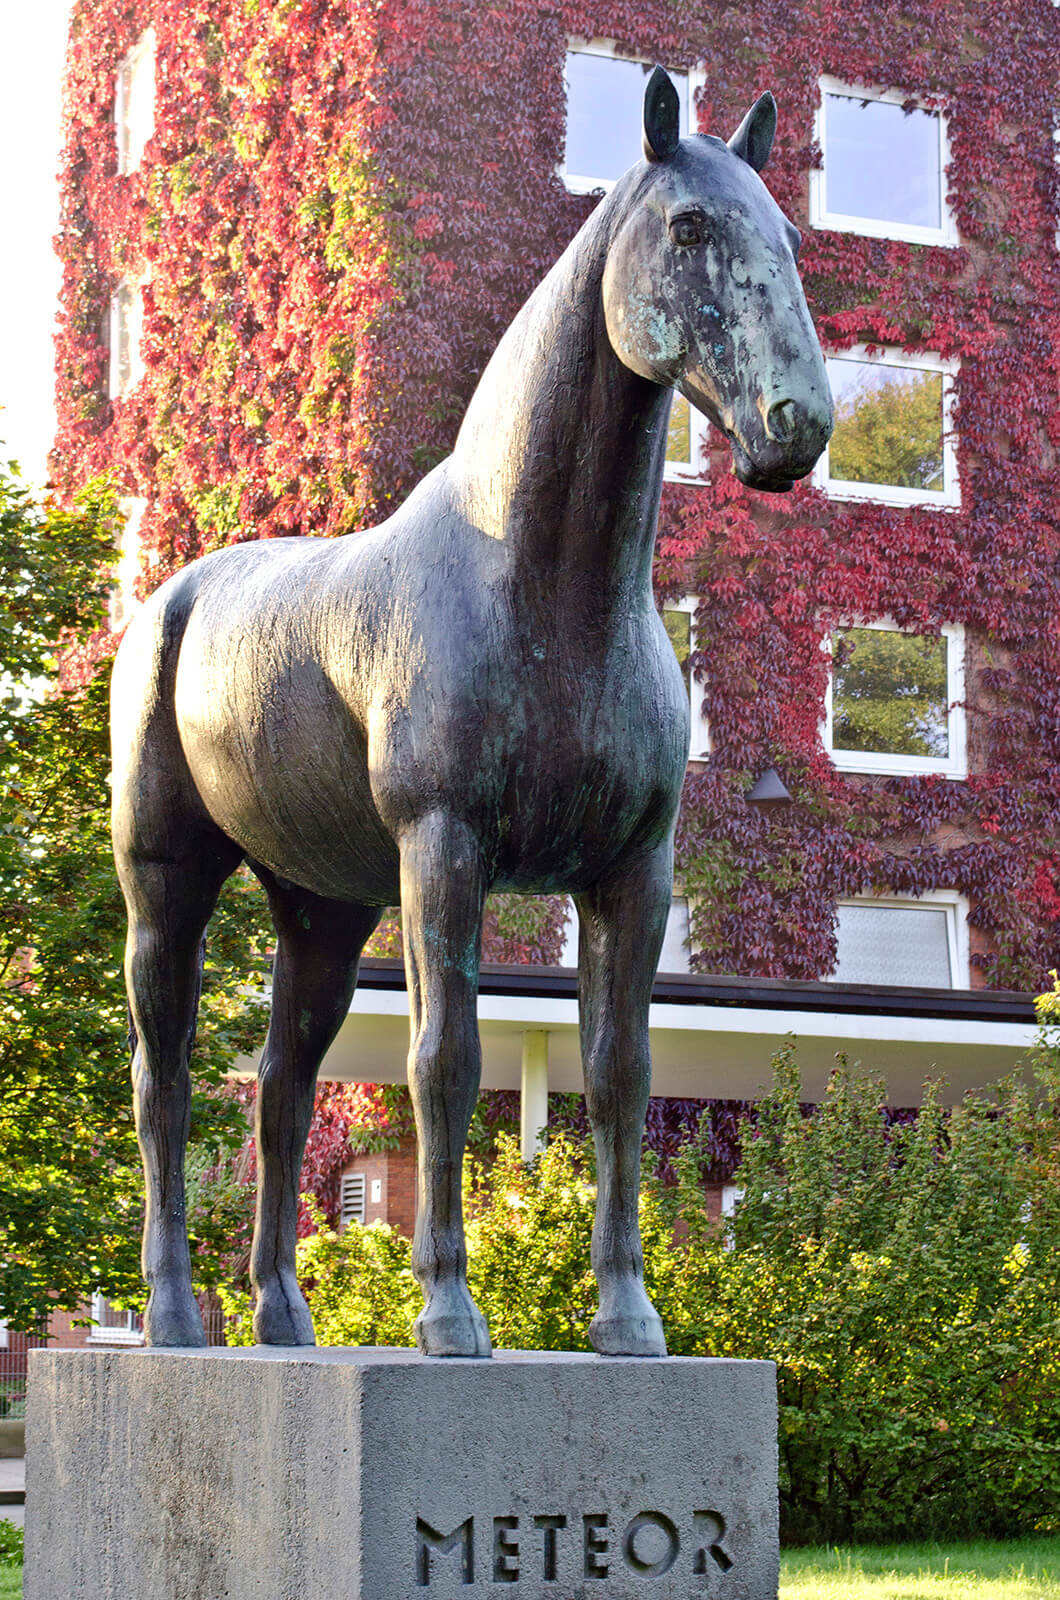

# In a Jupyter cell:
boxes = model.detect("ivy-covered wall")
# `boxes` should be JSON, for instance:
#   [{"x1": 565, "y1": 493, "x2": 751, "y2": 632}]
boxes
[{"x1": 55, "y1": 0, "x2": 1060, "y2": 987}]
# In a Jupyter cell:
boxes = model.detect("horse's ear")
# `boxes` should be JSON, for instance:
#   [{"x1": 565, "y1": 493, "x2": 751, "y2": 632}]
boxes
[
  {"x1": 727, "y1": 92, "x2": 777, "y2": 172},
  {"x1": 642, "y1": 66, "x2": 681, "y2": 163}
]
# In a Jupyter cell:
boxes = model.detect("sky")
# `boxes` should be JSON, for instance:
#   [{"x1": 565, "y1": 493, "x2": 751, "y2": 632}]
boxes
[{"x1": 0, "y1": 5, "x2": 73, "y2": 491}]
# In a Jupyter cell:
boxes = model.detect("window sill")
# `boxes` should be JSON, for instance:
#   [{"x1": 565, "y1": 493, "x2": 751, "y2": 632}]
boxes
[
  {"x1": 818, "y1": 477, "x2": 960, "y2": 511},
  {"x1": 559, "y1": 169, "x2": 612, "y2": 196},
  {"x1": 809, "y1": 211, "x2": 959, "y2": 249},
  {"x1": 830, "y1": 753, "x2": 968, "y2": 781}
]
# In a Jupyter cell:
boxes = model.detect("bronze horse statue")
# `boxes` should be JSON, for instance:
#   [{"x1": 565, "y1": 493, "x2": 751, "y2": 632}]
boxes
[{"x1": 111, "y1": 69, "x2": 832, "y2": 1357}]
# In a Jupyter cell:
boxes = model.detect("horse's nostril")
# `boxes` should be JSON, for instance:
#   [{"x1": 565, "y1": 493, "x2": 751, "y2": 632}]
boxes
[{"x1": 765, "y1": 398, "x2": 798, "y2": 443}]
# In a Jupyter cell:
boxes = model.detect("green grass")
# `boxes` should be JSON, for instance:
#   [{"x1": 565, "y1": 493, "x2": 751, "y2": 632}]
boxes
[
  {"x1": 780, "y1": 1537, "x2": 1060, "y2": 1599},
  {"x1": 0, "y1": 1565, "x2": 19, "y2": 1600}
]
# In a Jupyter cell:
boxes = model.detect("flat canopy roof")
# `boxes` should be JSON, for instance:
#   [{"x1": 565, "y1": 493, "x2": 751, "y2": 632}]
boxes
[{"x1": 235, "y1": 961, "x2": 1039, "y2": 1106}]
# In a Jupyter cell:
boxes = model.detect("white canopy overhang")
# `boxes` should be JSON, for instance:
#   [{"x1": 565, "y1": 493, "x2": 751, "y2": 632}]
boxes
[{"x1": 235, "y1": 961, "x2": 1039, "y2": 1154}]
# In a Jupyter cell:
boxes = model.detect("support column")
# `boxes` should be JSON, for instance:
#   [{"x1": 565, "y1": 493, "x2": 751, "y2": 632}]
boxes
[{"x1": 520, "y1": 1030, "x2": 549, "y2": 1161}]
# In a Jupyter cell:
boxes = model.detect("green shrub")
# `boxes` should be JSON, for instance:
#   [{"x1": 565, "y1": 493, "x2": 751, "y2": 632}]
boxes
[
  {"x1": 664, "y1": 1049, "x2": 1060, "y2": 1543},
  {"x1": 0, "y1": 1519, "x2": 23, "y2": 1565},
  {"x1": 219, "y1": 1208, "x2": 420, "y2": 1348},
  {"x1": 463, "y1": 1134, "x2": 679, "y2": 1351},
  {"x1": 297, "y1": 1212, "x2": 420, "y2": 1347}
]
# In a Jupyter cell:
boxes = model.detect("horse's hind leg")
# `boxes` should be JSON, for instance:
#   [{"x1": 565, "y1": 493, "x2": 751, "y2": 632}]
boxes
[
  {"x1": 250, "y1": 868, "x2": 381, "y2": 1345},
  {"x1": 575, "y1": 837, "x2": 672, "y2": 1357},
  {"x1": 400, "y1": 811, "x2": 491, "y2": 1358},
  {"x1": 118, "y1": 826, "x2": 243, "y2": 1347}
]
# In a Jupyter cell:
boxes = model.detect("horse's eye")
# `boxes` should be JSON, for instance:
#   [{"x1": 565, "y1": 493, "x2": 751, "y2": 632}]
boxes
[{"x1": 669, "y1": 216, "x2": 703, "y2": 249}]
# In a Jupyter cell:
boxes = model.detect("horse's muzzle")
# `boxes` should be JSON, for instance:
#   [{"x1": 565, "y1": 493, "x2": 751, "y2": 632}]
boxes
[{"x1": 729, "y1": 399, "x2": 832, "y2": 494}]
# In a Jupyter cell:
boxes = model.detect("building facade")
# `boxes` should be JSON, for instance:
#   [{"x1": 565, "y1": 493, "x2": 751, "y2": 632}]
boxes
[{"x1": 53, "y1": 0, "x2": 1059, "y2": 1230}]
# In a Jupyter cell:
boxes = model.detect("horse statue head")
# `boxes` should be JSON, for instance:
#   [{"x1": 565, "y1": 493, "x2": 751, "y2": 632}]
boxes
[{"x1": 602, "y1": 67, "x2": 832, "y2": 492}]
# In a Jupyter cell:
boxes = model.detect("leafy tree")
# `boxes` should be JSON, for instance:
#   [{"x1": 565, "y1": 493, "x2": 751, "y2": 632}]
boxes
[
  {"x1": 831, "y1": 625, "x2": 949, "y2": 757},
  {"x1": 828, "y1": 366, "x2": 944, "y2": 490},
  {"x1": 0, "y1": 459, "x2": 269, "y2": 1330}
]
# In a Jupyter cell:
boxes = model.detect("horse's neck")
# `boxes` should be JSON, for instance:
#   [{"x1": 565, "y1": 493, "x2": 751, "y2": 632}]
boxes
[{"x1": 449, "y1": 193, "x2": 670, "y2": 608}]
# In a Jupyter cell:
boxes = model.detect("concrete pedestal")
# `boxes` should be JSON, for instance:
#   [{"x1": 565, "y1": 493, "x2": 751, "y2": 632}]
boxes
[{"x1": 26, "y1": 1347, "x2": 778, "y2": 1600}]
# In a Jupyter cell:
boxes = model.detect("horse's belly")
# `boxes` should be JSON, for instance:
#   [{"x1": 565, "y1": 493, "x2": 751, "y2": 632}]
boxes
[{"x1": 175, "y1": 663, "x2": 401, "y2": 905}]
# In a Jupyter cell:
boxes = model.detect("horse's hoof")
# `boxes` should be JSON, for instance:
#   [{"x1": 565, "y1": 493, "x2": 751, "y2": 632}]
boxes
[
  {"x1": 590, "y1": 1284, "x2": 667, "y2": 1356},
  {"x1": 415, "y1": 1291, "x2": 492, "y2": 1358},
  {"x1": 144, "y1": 1285, "x2": 207, "y2": 1348},
  {"x1": 253, "y1": 1274, "x2": 316, "y2": 1346}
]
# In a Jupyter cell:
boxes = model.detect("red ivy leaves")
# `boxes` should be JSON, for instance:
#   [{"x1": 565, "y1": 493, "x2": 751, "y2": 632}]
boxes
[{"x1": 54, "y1": 0, "x2": 1060, "y2": 988}]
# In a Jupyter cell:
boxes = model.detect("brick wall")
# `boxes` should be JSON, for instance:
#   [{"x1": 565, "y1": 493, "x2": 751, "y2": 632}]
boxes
[
  {"x1": 46, "y1": 1310, "x2": 94, "y2": 1350},
  {"x1": 341, "y1": 1137, "x2": 418, "y2": 1238}
]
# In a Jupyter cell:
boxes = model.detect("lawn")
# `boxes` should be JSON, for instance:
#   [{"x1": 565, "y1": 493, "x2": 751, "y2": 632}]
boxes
[
  {"x1": 780, "y1": 1537, "x2": 1060, "y2": 1599},
  {"x1": 3, "y1": 1536, "x2": 1059, "y2": 1598}
]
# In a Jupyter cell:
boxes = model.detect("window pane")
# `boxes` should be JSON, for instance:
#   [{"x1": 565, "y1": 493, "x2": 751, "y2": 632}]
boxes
[
  {"x1": 117, "y1": 32, "x2": 156, "y2": 175},
  {"x1": 565, "y1": 52, "x2": 688, "y2": 184},
  {"x1": 666, "y1": 393, "x2": 692, "y2": 466},
  {"x1": 827, "y1": 359, "x2": 944, "y2": 491},
  {"x1": 663, "y1": 608, "x2": 691, "y2": 676},
  {"x1": 833, "y1": 902, "x2": 952, "y2": 986},
  {"x1": 824, "y1": 92, "x2": 942, "y2": 229},
  {"x1": 659, "y1": 897, "x2": 691, "y2": 973},
  {"x1": 112, "y1": 282, "x2": 142, "y2": 397},
  {"x1": 95, "y1": 1296, "x2": 143, "y2": 1335},
  {"x1": 832, "y1": 627, "x2": 949, "y2": 758}
]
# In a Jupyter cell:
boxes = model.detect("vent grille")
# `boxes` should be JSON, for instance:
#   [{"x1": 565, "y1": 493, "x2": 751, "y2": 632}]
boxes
[{"x1": 340, "y1": 1171, "x2": 367, "y2": 1227}]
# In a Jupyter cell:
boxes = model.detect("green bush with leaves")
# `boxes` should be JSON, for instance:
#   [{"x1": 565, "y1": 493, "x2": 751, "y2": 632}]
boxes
[
  {"x1": 221, "y1": 1204, "x2": 419, "y2": 1348},
  {"x1": 0, "y1": 1519, "x2": 23, "y2": 1566},
  {"x1": 668, "y1": 1051, "x2": 1060, "y2": 1544},
  {"x1": 288, "y1": 1047, "x2": 1060, "y2": 1545},
  {"x1": 463, "y1": 1135, "x2": 679, "y2": 1352}
]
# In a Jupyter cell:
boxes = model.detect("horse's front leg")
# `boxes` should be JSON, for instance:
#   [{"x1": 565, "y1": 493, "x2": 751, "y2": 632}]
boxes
[
  {"x1": 400, "y1": 811, "x2": 491, "y2": 1358},
  {"x1": 576, "y1": 837, "x2": 673, "y2": 1356}
]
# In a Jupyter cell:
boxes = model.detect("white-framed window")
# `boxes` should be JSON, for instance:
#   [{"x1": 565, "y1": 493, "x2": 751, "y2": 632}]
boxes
[
  {"x1": 832, "y1": 890, "x2": 970, "y2": 988},
  {"x1": 824, "y1": 618, "x2": 966, "y2": 779},
  {"x1": 810, "y1": 75, "x2": 957, "y2": 247},
  {"x1": 560, "y1": 895, "x2": 692, "y2": 972},
  {"x1": 663, "y1": 393, "x2": 709, "y2": 485},
  {"x1": 115, "y1": 29, "x2": 157, "y2": 176},
  {"x1": 658, "y1": 895, "x2": 692, "y2": 973},
  {"x1": 816, "y1": 346, "x2": 959, "y2": 509},
  {"x1": 340, "y1": 1171, "x2": 366, "y2": 1227},
  {"x1": 562, "y1": 39, "x2": 702, "y2": 194},
  {"x1": 108, "y1": 279, "x2": 146, "y2": 400},
  {"x1": 109, "y1": 496, "x2": 147, "y2": 632},
  {"x1": 562, "y1": 42, "x2": 708, "y2": 486},
  {"x1": 662, "y1": 595, "x2": 711, "y2": 760},
  {"x1": 89, "y1": 1293, "x2": 144, "y2": 1345},
  {"x1": 720, "y1": 1184, "x2": 744, "y2": 1249}
]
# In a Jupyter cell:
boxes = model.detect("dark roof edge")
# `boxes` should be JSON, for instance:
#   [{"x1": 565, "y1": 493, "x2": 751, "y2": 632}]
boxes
[{"x1": 356, "y1": 959, "x2": 1037, "y2": 1025}]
